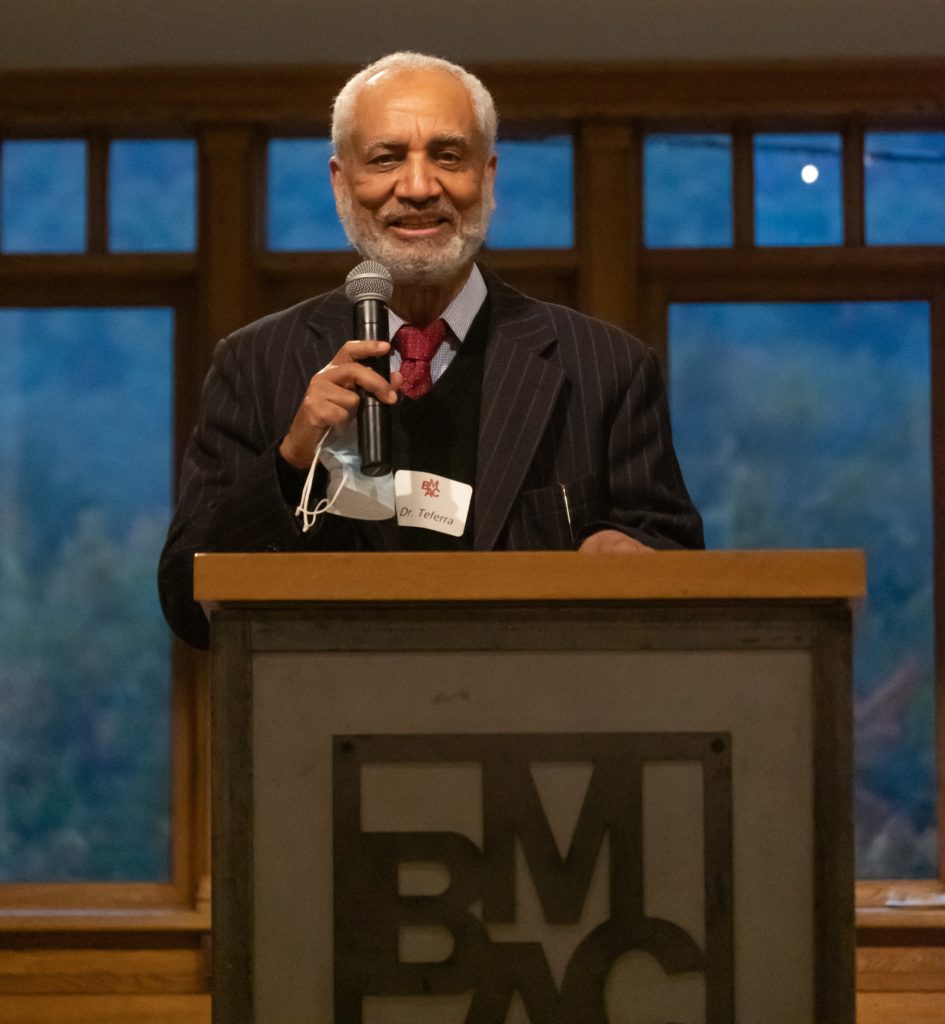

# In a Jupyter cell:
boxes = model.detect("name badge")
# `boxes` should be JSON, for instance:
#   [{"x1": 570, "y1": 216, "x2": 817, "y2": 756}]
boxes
[{"x1": 394, "y1": 470, "x2": 472, "y2": 537}]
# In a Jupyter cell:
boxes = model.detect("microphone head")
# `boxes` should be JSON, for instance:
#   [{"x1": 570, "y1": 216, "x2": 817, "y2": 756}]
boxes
[{"x1": 345, "y1": 260, "x2": 393, "y2": 304}]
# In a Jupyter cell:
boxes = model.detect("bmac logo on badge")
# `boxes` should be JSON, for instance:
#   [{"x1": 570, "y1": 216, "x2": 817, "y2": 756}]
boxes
[{"x1": 333, "y1": 733, "x2": 734, "y2": 1024}]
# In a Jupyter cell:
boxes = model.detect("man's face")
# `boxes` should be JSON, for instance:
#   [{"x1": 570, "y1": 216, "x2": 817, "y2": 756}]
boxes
[{"x1": 330, "y1": 68, "x2": 497, "y2": 286}]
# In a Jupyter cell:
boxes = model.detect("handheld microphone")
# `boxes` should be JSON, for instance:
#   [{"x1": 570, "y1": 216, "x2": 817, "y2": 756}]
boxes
[{"x1": 345, "y1": 260, "x2": 394, "y2": 477}]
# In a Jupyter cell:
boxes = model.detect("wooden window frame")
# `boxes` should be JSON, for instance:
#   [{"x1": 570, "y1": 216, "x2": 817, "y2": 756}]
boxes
[{"x1": 0, "y1": 59, "x2": 943, "y2": 1010}]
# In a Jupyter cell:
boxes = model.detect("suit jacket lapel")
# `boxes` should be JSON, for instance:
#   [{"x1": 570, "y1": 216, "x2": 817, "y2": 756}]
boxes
[
  {"x1": 302, "y1": 289, "x2": 349, "y2": 381},
  {"x1": 474, "y1": 274, "x2": 563, "y2": 550}
]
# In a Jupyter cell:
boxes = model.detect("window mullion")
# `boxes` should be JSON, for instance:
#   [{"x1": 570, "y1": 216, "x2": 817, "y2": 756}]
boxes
[
  {"x1": 197, "y1": 126, "x2": 260, "y2": 350},
  {"x1": 576, "y1": 120, "x2": 637, "y2": 333},
  {"x1": 732, "y1": 127, "x2": 755, "y2": 250},
  {"x1": 843, "y1": 126, "x2": 866, "y2": 247},
  {"x1": 87, "y1": 134, "x2": 108, "y2": 255}
]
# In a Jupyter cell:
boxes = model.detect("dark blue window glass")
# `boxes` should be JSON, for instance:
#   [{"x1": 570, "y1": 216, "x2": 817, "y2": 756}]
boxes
[
  {"x1": 486, "y1": 136, "x2": 573, "y2": 249},
  {"x1": 754, "y1": 133, "x2": 843, "y2": 246},
  {"x1": 1, "y1": 140, "x2": 87, "y2": 253},
  {"x1": 0, "y1": 307, "x2": 173, "y2": 881},
  {"x1": 267, "y1": 139, "x2": 348, "y2": 251},
  {"x1": 669, "y1": 300, "x2": 935, "y2": 879},
  {"x1": 643, "y1": 134, "x2": 733, "y2": 248},
  {"x1": 866, "y1": 132, "x2": 945, "y2": 245},
  {"x1": 108, "y1": 139, "x2": 197, "y2": 252}
]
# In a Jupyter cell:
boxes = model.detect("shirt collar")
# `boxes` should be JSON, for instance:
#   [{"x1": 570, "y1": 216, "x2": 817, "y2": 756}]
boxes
[{"x1": 388, "y1": 264, "x2": 487, "y2": 344}]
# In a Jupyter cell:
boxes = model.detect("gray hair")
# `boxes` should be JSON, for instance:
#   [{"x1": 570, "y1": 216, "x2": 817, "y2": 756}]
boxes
[{"x1": 331, "y1": 51, "x2": 498, "y2": 157}]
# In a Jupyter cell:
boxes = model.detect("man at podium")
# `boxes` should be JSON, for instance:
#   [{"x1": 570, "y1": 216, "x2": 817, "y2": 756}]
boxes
[{"x1": 158, "y1": 51, "x2": 703, "y2": 648}]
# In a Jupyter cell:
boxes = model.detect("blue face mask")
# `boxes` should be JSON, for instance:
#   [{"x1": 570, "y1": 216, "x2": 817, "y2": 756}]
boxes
[{"x1": 296, "y1": 419, "x2": 395, "y2": 532}]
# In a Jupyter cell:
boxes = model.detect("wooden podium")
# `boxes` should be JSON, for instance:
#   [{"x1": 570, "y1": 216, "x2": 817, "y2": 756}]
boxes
[{"x1": 195, "y1": 549, "x2": 864, "y2": 1024}]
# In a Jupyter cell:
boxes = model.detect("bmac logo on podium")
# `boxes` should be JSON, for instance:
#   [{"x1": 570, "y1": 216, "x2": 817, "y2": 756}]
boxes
[{"x1": 332, "y1": 732, "x2": 734, "y2": 1024}]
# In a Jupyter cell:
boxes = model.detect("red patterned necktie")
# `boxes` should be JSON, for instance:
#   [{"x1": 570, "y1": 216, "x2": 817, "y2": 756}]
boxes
[{"x1": 393, "y1": 319, "x2": 449, "y2": 399}]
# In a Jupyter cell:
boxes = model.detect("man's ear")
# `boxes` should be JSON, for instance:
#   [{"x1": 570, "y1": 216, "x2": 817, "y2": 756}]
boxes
[
  {"x1": 485, "y1": 151, "x2": 498, "y2": 188},
  {"x1": 329, "y1": 155, "x2": 343, "y2": 200}
]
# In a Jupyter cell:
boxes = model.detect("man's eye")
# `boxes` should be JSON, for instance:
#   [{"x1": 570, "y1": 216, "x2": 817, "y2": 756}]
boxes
[
  {"x1": 370, "y1": 154, "x2": 399, "y2": 167},
  {"x1": 437, "y1": 152, "x2": 462, "y2": 166}
]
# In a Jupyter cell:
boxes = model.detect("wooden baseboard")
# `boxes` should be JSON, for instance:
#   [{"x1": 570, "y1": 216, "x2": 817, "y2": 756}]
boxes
[
  {"x1": 0, "y1": 994, "x2": 210, "y2": 1024},
  {"x1": 0, "y1": 990, "x2": 942, "y2": 1022},
  {"x1": 0, "y1": 947, "x2": 206, "y2": 995},
  {"x1": 857, "y1": 992, "x2": 945, "y2": 1024}
]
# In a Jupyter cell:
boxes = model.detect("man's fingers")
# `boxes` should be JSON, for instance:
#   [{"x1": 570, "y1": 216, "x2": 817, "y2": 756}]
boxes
[
  {"x1": 306, "y1": 378, "x2": 360, "y2": 415},
  {"x1": 332, "y1": 339, "x2": 392, "y2": 364},
  {"x1": 578, "y1": 529, "x2": 654, "y2": 554},
  {"x1": 318, "y1": 353, "x2": 398, "y2": 403}
]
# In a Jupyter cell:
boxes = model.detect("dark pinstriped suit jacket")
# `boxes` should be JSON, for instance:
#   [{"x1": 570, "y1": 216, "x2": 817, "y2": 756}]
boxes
[{"x1": 158, "y1": 268, "x2": 703, "y2": 648}]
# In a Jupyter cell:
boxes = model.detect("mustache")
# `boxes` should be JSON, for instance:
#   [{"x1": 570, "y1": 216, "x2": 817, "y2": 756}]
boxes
[{"x1": 381, "y1": 201, "x2": 458, "y2": 226}]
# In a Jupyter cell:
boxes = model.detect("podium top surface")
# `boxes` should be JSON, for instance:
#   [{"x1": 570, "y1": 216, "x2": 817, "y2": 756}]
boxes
[{"x1": 193, "y1": 549, "x2": 865, "y2": 604}]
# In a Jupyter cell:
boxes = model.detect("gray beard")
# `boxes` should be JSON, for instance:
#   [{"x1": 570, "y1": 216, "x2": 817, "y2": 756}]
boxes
[{"x1": 335, "y1": 186, "x2": 495, "y2": 286}]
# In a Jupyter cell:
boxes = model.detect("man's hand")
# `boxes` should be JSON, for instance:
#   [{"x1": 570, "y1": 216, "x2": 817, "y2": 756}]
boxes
[
  {"x1": 578, "y1": 529, "x2": 654, "y2": 554},
  {"x1": 279, "y1": 340, "x2": 403, "y2": 470}
]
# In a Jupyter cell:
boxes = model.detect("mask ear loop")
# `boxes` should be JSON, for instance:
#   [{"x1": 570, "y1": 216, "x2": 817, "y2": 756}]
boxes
[{"x1": 296, "y1": 428, "x2": 349, "y2": 533}]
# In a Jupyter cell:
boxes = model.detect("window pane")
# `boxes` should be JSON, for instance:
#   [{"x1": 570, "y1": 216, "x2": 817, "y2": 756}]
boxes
[
  {"x1": 669, "y1": 301, "x2": 935, "y2": 879},
  {"x1": 109, "y1": 139, "x2": 197, "y2": 252},
  {"x1": 754, "y1": 133, "x2": 843, "y2": 246},
  {"x1": 1, "y1": 140, "x2": 86, "y2": 253},
  {"x1": 0, "y1": 308, "x2": 173, "y2": 881},
  {"x1": 866, "y1": 132, "x2": 945, "y2": 245},
  {"x1": 644, "y1": 134, "x2": 733, "y2": 248},
  {"x1": 486, "y1": 136, "x2": 573, "y2": 249},
  {"x1": 267, "y1": 138, "x2": 348, "y2": 251}
]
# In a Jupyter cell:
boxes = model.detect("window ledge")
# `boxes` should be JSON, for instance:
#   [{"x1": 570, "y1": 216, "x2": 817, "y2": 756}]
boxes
[{"x1": 0, "y1": 908, "x2": 210, "y2": 934}]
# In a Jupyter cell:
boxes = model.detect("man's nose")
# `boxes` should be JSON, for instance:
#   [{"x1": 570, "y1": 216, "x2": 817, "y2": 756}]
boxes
[{"x1": 394, "y1": 156, "x2": 442, "y2": 202}]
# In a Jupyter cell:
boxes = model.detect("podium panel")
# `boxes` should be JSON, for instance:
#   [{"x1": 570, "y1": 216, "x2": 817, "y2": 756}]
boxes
[{"x1": 199, "y1": 552, "x2": 860, "y2": 1024}]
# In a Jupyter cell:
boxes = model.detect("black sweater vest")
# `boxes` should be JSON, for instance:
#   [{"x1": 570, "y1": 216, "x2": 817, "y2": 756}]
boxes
[{"x1": 391, "y1": 298, "x2": 490, "y2": 550}]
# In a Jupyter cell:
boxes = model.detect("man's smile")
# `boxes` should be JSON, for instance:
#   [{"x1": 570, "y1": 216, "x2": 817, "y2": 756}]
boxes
[{"x1": 385, "y1": 211, "x2": 454, "y2": 239}]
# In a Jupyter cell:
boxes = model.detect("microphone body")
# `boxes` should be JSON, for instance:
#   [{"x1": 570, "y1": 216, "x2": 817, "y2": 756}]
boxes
[{"x1": 345, "y1": 262, "x2": 394, "y2": 477}]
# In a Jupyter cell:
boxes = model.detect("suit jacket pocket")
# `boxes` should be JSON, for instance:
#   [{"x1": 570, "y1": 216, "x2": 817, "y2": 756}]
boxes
[{"x1": 506, "y1": 474, "x2": 601, "y2": 550}]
